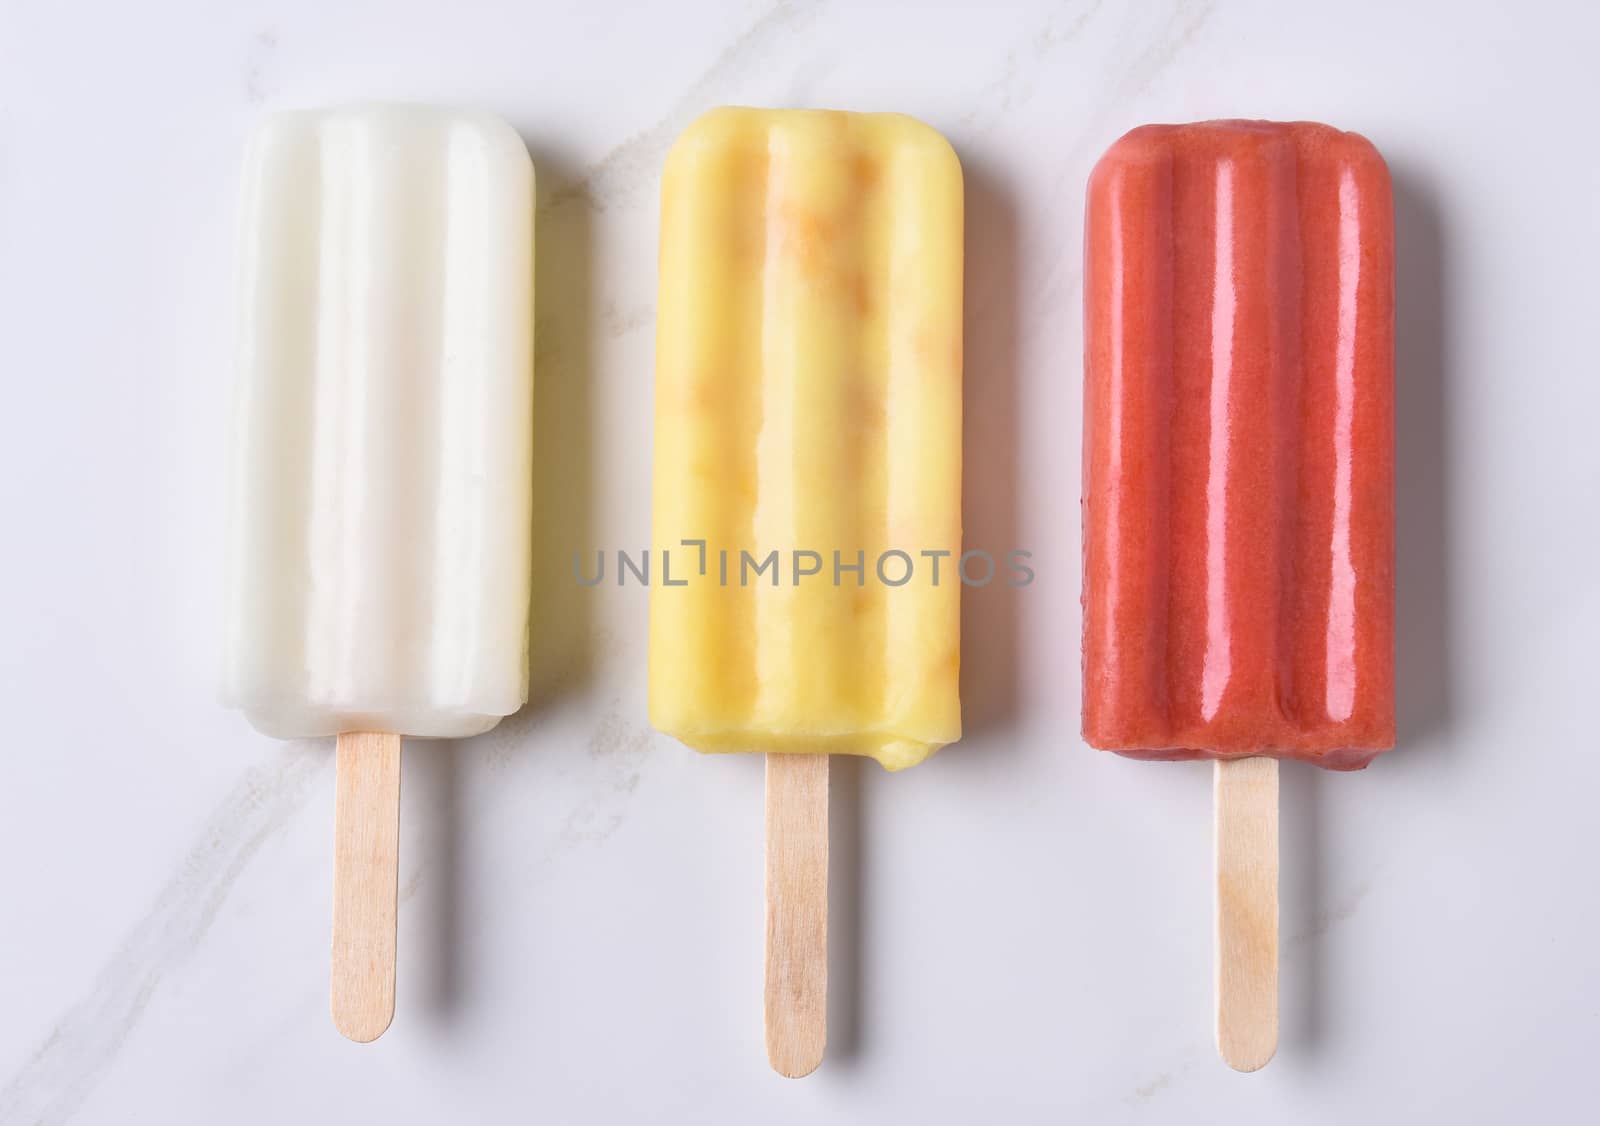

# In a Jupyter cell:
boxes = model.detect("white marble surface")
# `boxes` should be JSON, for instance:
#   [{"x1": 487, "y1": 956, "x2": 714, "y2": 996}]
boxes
[{"x1": 1, "y1": 0, "x2": 1597, "y2": 1122}]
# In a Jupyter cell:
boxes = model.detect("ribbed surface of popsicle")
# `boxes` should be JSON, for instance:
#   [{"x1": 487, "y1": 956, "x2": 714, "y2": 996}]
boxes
[
  {"x1": 1082, "y1": 121, "x2": 1394, "y2": 769},
  {"x1": 650, "y1": 108, "x2": 962, "y2": 771},
  {"x1": 223, "y1": 107, "x2": 535, "y2": 739}
]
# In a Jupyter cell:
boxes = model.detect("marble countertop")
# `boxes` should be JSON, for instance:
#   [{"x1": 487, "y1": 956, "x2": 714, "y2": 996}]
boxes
[{"x1": 2, "y1": 0, "x2": 1597, "y2": 1122}]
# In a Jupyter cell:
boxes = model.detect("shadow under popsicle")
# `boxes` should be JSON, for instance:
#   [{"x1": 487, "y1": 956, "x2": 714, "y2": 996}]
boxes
[
  {"x1": 827, "y1": 755, "x2": 865, "y2": 1064},
  {"x1": 1279, "y1": 760, "x2": 1323, "y2": 1054},
  {"x1": 1391, "y1": 167, "x2": 1453, "y2": 752},
  {"x1": 526, "y1": 148, "x2": 600, "y2": 711},
  {"x1": 404, "y1": 739, "x2": 463, "y2": 1021},
  {"x1": 959, "y1": 156, "x2": 1024, "y2": 743}
]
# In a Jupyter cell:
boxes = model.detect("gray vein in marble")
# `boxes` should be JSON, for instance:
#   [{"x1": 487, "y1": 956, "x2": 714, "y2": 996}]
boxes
[
  {"x1": 547, "y1": 0, "x2": 825, "y2": 212},
  {"x1": 0, "y1": 746, "x2": 327, "y2": 1126},
  {"x1": 553, "y1": 699, "x2": 652, "y2": 853},
  {"x1": 244, "y1": 29, "x2": 278, "y2": 105},
  {"x1": 1132, "y1": 1070, "x2": 1173, "y2": 1099},
  {"x1": 1122, "y1": 1045, "x2": 1203, "y2": 1106},
  {"x1": 398, "y1": 865, "x2": 425, "y2": 906},
  {"x1": 1115, "y1": 0, "x2": 1215, "y2": 105},
  {"x1": 603, "y1": 300, "x2": 655, "y2": 341},
  {"x1": 1291, "y1": 877, "x2": 1374, "y2": 943},
  {"x1": 1031, "y1": 0, "x2": 1217, "y2": 307},
  {"x1": 960, "y1": 0, "x2": 1106, "y2": 127}
]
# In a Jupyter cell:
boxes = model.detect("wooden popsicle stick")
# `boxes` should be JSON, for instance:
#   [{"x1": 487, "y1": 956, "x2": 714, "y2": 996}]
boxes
[
  {"x1": 332, "y1": 731, "x2": 402, "y2": 1043},
  {"x1": 1214, "y1": 756, "x2": 1279, "y2": 1072},
  {"x1": 764, "y1": 752, "x2": 829, "y2": 1078}
]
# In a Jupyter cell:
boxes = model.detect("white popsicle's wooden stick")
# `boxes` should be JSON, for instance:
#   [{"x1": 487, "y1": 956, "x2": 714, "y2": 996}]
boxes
[
  {"x1": 1214, "y1": 756, "x2": 1279, "y2": 1071},
  {"x1": 332, "y1": 731, "x2": 402, "y2": 1043},
  {"x1": 764, "y1": 752, "x2": 829, "y2": 1078}
]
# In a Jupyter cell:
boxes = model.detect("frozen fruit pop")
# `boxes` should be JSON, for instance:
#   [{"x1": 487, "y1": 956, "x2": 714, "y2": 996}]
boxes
[
  {"x1": 650, "y1": 107, "x2": 963, "y2": 773},
  {"x1": 223, "y1": 105, "x2": 535, "y2": 1040},
  {"x1": 649, "y1": 108, "x2": 963, "y2": 1075},
  {"x1": 1083, "y1": 120, "x2": 1394, "y2": 768},
  {"x1": 1081, "y1": 120, "x2": 1395, "y2": 1069}
]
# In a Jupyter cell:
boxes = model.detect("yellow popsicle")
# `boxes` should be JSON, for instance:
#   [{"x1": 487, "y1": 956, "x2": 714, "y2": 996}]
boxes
[{"x1": 649, "y1": 107, "x2": 963, "y2": 771}]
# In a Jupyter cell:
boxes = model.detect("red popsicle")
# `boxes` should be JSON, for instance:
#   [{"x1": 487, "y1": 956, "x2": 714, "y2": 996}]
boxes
[
  {"x1": 1083, "y1": 120, "x2": 1395, "y2": 770},
  {"x1": 1081, "y1": 120, "x2": 1396, "y2": 1071}
]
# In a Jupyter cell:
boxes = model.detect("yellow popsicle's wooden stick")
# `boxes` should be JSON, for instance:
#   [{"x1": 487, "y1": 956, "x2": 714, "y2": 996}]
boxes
[{"x1": 764, "y1": 752, "x2": 829, "y2": 1078}]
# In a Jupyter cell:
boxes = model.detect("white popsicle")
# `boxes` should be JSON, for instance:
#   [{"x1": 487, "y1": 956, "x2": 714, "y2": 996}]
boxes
[
  {"x1": 222, "y1": 105, "x2": 535, "y2": 1040},
  {"x1": 225, "y1": 104, "x2": 535, "y2": 738}
]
